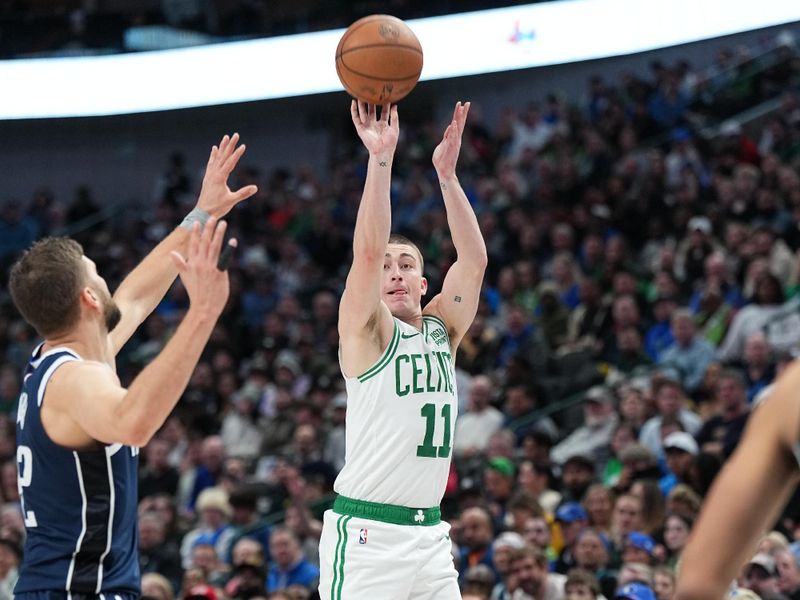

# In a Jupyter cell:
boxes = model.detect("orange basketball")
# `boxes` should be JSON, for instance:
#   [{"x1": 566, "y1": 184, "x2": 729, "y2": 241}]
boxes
[{"x1": 335, "y1": 14, "x2": 423, "y2": 105}]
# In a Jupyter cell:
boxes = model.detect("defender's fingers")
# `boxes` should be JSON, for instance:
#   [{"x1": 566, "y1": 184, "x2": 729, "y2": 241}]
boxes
[
  {"x1": 221, "y1": 143, "x2": 247, "y2": 174},
  {"x1": 209, "y1": 219, "x2": 228, "y2": 261},
  {"x1": 207, "y1": 145, "x2": 218, "y2": 167},
  {"x1": 232, "y1": 184, "x2": 259, "y2": 203},
  {"x1": 218, "y1": 134, "x2": 231, "y2": 155},
  {"x1": 217, "y1": 238, "x2": 238, "y2": 271},
  {"x1": 199, "y1": 216, "x2": 217, "y2": 259}
]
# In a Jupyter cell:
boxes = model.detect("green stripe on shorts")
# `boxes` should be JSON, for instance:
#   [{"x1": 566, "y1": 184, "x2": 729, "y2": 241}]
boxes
[
  {"x1": 330, "y1": 515, "x2": 351, "y2": 600},
  {"x1": 331, "y1": 515, "x2": 345, "y2": 598}
]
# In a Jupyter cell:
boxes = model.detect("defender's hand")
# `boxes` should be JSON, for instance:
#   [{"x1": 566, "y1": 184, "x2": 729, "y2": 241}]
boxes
[
  {"x1": 195, "y1": 133, "x2": 258, "y2": 218},
  {"x1": 170, "y1": 217, "x2": 232, "y2": 317}
]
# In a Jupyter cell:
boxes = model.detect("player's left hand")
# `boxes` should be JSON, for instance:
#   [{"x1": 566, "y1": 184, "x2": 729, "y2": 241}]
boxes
[
  {"x1": 196, "y1": 133, "x2": 259, "y2": 218},
  {"x1": 432, "y1": 101, "x2": 470, "y2": 179}
]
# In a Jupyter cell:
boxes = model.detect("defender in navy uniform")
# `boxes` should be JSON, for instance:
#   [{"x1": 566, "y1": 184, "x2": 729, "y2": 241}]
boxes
[{"x1": 9, "y1": 134, "x2": 257, "y2": 600}]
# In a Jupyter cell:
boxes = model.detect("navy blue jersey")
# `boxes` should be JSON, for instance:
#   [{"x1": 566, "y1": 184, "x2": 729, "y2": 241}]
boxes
[{"x1": 14, "y1": 345, "x2": 141, "y2": 596}]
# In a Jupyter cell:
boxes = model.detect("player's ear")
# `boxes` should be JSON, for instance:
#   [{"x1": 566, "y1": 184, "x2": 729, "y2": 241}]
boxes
[
  {"x1": 80, "y1": 286, "x2": 100, "y2": 309},
  {"x1": 420, "y1": 276, "x2": 428, "y2": 296}
]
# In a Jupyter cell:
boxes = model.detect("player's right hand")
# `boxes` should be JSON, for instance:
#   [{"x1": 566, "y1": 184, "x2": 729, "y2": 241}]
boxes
[
  {"x1": 170, "y1": 217, "x2": 231, "y2": 317},
  {"x1": 350, "y1": 100, "x2": 399, "y2": 158}
]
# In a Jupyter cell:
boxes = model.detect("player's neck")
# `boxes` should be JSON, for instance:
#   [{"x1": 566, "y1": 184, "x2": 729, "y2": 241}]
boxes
[
  {"x1": 44, "y1": 319, "x2": 111, "y2": 364},
  {"x1": 395, "y1": 310, "x2": 423, "y2": 331}
]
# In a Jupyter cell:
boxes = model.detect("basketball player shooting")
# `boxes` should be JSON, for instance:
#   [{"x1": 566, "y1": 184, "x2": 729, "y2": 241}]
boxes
[
  {"x1": 9, "y1": 134, "x2": 256, "y2": 600},
  {"x1": 675, "y1": 365, "x2": 800, "y2": 600},
  {"x1": 317, "y1": 100, "x2": 487, "y2": 600}
]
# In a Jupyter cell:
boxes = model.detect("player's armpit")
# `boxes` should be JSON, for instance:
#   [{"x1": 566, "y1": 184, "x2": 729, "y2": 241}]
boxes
[
  {"x1": 427, "y1": 259, "x2": 485, "y2": 348},
  {"x1": 339, "y1": 296, "x2": 394, "y2": 378},
  {"x1": 42, "y1": 361, "x2": 130, "y2": 448},
  {"x1": 338, "y1": 256, "x2": 384, "y2": 335}
]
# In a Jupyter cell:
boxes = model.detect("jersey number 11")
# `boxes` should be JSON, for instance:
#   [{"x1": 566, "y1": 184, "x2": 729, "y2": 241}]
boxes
[{"x1": 416, "y1": 403, "x2": 452, "y2": 458}]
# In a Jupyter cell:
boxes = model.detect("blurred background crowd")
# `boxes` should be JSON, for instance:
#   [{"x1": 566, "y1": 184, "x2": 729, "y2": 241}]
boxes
[{"x1": 2, "y1": 3, "x2": 800, "y2": 600}]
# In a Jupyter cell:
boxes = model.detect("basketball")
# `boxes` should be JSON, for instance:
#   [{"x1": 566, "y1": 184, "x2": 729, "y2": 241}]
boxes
[{"x1": 335, "y1": 14, "x2": 423, "y2": 105}]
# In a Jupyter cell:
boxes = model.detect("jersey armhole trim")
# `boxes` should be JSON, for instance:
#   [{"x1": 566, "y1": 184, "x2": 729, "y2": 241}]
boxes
[
  {"x1": 37, "y1": 354, "x2": 81, "y2": 408},
  {"x1": 356, "y1": 321, "x2": 400, "y2": 383},
  {"x1": 423, "y1": 314, "x2": 450, "y2": 344}
]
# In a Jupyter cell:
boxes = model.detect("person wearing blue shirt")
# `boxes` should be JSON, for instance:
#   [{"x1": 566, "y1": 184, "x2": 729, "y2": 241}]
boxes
[
  {"x1": 658, "y1": 309, "x2": 716, "y2": 394},
  {"x1": 267, "y1": 528, "x2": 320, "y2": 592},
  {"x1": 645, "y1": 295, "x2": 677, "y2": 361}
]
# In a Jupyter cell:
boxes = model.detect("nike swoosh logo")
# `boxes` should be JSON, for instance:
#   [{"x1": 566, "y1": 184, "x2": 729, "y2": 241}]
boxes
[{"x1": 401, "y1": 332, "x2": 420, "y2": 339}]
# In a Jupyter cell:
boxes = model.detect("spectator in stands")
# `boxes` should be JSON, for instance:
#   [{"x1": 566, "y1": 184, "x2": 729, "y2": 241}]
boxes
[
  {"x1": 657, "y1": 309, "x2": 716, "y2": 394},
  {"x1": 560, "y1": 455, "x2": 597, "y2": 504},
  {"x1": 484, "y1": 457, "x2": 517, "y2": 526},
  {"x1": 322, "y1": 391, "x2": 346, "y2": 472},
  {"x1": 228, "y1": 558, "x2": 267, "y2": 599},
  {"x1": 653, "y1": 567, "x2": 676, "y2": 600},
  {"x1": 662, "y1": 513, "x2": 692, "y2": 569},
  {"x1": 555, "y1": 502, "x2": 590, "y2": 574},
  {"x1": 583, "y1": 484, "x2": 615, "y2": 534},
  {"x1": 509, "y1": 545, "x2": 566, "y2": 600},
  {"x1": 141, "y1": 573, "x2": 175, "y2": 600},
  {"x1": 139, "y1": 437, "x2": 180, "y2": 499},
  {"x1": 660, "y1": 431, "x2": 698, "y2": 495},
  {"x1": 564, "y1": 277, "x2": 611, "y2": 354},
  {"x1": 0, "y1": 538, "x2": 20, "y2": 600},
  {"x1": 629, "y1": 480, "x2": 665, "y2": 537},
  {"x1": 459, "y1": 506, "x2": 497, "y2": 582},
  {"x1": 504, "y1": 384, "x2": 559, "y2": 445},
  {"x1": 639, "y1": 377, "x2": 701, "y2": 457},
  {"x1": 776, "y1": 544, "x2": 800, "y2": 600},
  {"x1": 645, "y1": 295, "x2": 677, "y2": 362},
  {"x1": 610, "y1": 495, "x2": 644, "y2": 553},
  {"x1": 551, "y1": 386, "x2": 619, "y2": 467},
  {"x1": 694, "y1": 368, "x2": 750, "y2": 459},
  {"x1": 737, "y1": 331, "x2": 776, "y2": 402},
  {"x1": 573, "y1": 528, "x2": 615, "y2": 596},
  {"x1": 455, "y1": 375, "x2": 505, "y2": 458},
  {"x1": 181, "y1": 487, "x2": 235, "y2": 569},
  {"x1": 220, "y1": 382, "x2": 265, "y2": 461},
  {"x1": 188, "y1": 436, "x2": 227, "y2": 510},
  {"x1": 717, "y1": 272, "x2": 786, "y2": 362},
  {"x1": 138, "y1": 511, "x2": 183, "y2": 593},
  {"x1": 536, "y1": 282, "x2": 571, "y2": 350},
  {"x1": 622, "y1": 533, "x2": 657, "y2": 567},
  {"x1": 492, "y1": 532, "x2": 528, "y2": 600},
  {"x1": 516, "y1": 463, "x2": 559, "y2": 521},
  {"x1": 741, "y1": 553, "x2": 782, "y2": 599},
  {"x1": 266, "y1": 527, "x2": 319, "y2": 592}
]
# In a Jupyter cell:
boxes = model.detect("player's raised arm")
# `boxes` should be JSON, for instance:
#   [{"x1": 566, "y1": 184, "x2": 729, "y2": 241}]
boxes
[
  {"x1": 338, "y1": 101, "x2": 399, "y2": 345},
  {"x1": 675, "y1": 361, "x2": 800, "y2": 600},
  {"x1": 426, "y1": 102, "x2": 487, "y2": 348},
  {"x1": 109, "y1": 133, "x2": 257, "y2": 355},
  {"x1": 46, "y1": 218, "x2": 235, "y2": 448}
]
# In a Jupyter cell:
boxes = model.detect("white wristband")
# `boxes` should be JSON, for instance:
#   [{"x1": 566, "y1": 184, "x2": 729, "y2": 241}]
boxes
[{"x1": 179, "y1": 207, "x2": 210, "y2": 231}]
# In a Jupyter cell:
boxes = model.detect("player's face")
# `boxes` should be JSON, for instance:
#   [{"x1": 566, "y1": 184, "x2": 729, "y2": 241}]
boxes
[
  {"x1": 82, "y1": 256, "x2": 122, "y2": 332},
  {"x1": 382, "y1": 244, "x2": 427, "y2": 317}
]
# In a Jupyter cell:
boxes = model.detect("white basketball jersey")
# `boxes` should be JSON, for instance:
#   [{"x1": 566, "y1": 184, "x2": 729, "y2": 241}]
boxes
[{"x1": 334, "y1": 314, "x2": 457, "y2": 508}]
